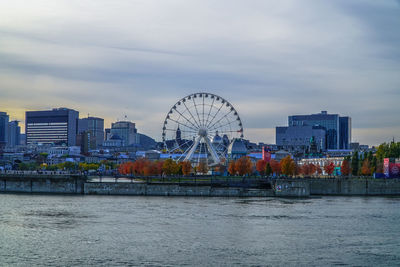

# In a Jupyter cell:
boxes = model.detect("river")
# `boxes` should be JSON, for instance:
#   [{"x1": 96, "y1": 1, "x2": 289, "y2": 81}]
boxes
[{"x1": 0, "y1": 195, "x2": 399, "y2": 266}]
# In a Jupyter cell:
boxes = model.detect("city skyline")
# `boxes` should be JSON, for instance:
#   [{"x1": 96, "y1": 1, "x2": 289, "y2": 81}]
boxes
[{"x1": 1, "y1": 1, "x2": 400, "y2": 146}]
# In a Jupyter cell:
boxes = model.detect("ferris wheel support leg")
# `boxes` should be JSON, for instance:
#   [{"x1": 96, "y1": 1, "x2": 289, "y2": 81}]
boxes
[
  {"x1": 184, "y1": 136, "x2": 201, "y2": 162},
  {"x1": 204, "y1": 136, "x2": 221, "y2": 164}
]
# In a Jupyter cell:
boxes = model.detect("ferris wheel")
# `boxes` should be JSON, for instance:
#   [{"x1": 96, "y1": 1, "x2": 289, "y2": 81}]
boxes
[{"x1": 162, "y1": 92, "x2": 244, "y2": 165}]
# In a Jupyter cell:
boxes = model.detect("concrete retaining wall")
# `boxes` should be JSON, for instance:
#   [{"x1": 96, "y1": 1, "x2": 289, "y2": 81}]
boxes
[
  {"x1": 309, "y1": 178, "x2": 400, "y2": 195},
  {"x1": 0, "y1": 177, "x2": 85, "y2": 194},
  {"x1": 273, "y1": 179, "x2": 310, "y2": 197},
  {"x1": 1, "y1": 175, "x2": 400, "y2": 197},
  {"x1": 84, "y1": 182, "x2": 276, "y2": 197}
]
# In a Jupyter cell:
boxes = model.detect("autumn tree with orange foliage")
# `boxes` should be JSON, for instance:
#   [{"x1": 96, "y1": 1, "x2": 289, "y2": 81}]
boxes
[
  {"x1": 269, "y1": 159, "x2": 281, "y2": 175},
  {"x1": 228, "y1": 160, "x2": 236, "y2": 175},
  {"x1": 154, "y1": 161, "x2": 164, "y2": 176},
  {"x1": 340, "y1": 160, "x2": 351, "y2": 176},
  {"x1": 256, "y1": 159, "x2": 267, "y2": 176},
  {"x1": 118, "y1": 161, "x2": 135, "y2": 175},
  {"x1": 324, "y1": 161, "x2": 335, "y2": 176},
  {"x1": 132, "y1": 158, "x2": 150, "y2": 176},
  {"x1": 301, "y1": 163, "x2": 316, "y2": 176},
  {"x1": 180, "y1": 161, "x2": 192, "y2": 176},
  {"x1": 235, "y1": 156, "x2": 253, "y2": 176},
  {"x1": 361, "y1": 159, "x2": 371, "y2": 176},
  {"x1": 197, "y1": 161, "x2": 209, "y2": 174},
  {"x1": 280, "y1": 156, "x2": 296, "y2": 176}
]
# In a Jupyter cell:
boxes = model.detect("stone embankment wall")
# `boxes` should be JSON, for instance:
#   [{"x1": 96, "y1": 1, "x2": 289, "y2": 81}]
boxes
[
  {"x1": 0, "y1": 175, "x2": 85, "y2": 194},
  {"x1": 308, "y1": 178, "x2": 400, "y2": 195},
  {"x1": 84, "y1": 179, "x2": 310, "y2": 197},
  {"x1": 273, "y1": 179, "x2": 310, "y2": 197},
  {"x1": 84, "y1": 182, "x2": 276, "y2": 197},
  {"x1": 1, "y1": 175, "x2": 399, "y2": 197}
]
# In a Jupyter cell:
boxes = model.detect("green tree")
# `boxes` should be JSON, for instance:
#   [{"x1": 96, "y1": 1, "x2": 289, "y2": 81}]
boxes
[
  {"x1": 351, "y1": 151, "x2": 359, "y2": 176},
  {"x1": 265, "y1": 162, "x2": 272, "y2": 176}
]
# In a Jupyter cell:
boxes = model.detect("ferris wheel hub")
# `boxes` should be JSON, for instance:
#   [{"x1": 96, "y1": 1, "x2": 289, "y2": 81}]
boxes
[{"x1": 198, "y1": 127, "x2": 208, "y2": 137}]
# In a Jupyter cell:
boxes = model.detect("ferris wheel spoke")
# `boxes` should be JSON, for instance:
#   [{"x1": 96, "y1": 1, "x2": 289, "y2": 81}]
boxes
[
  {"x1": 202, "y1": 94, "x2": 205, "y2": 126},
  {"x1": 172, "y1": 108, "x2": 200, "y2": 130},
  {"x1": 182, "y1": 101, "x2": 201, "y2": 128},
  {"x1": 177, "y1": 140, "x2": 197, "y2": 161},
  {"x1": 191, "y1": 96, "x2": 203, "y2": 127},
  {"x1": 170, "y1": 139, "x2": 193, "y2": 152},
  {"x1": 204, "y1": 97, "x2": 215, "y2": 127},
  {"x1": 163, "y1": 128, "x2": 197, "y2": 136},
  {"x1": 197, "y1": 142, "x2": 202, "y2": 166},
  {"x1": 167, "y1": 117, "x2": 198, "y2": 132},
  {"x1": 210, "y1": 119, "x2": 237, "y2": 133},
  {"x1": 208, "y1": 110, "x2": 235, "y2": 131},
  {"x1": 206, "y1": 102, "x2": 225, "y2": 129}
]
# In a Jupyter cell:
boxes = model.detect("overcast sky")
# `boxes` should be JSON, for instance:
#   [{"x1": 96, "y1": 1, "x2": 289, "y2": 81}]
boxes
[{"x1": 1, "y1": 0, "x2": 399, "y2": 146}]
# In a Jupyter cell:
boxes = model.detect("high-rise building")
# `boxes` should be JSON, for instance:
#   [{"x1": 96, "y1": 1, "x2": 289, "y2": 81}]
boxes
[
  {"x1": 25, "y1": 108, "x2": 79, "y2": 146},
  {"x1": 7, "y1": 120, "x2": 21, "y2": 148},
  {"x1": 110, "y1": 121, "x2": 137, "y2": 146},
  {"x1": 339, "y1": 117, "x2": 351, "y2": 149},
  {"x1": 287, "y1": 111, "x2": 351, "y2": 150},
  {"x1": 276, "y1": 111, "x2": 351, "y2": 151},
  {"x1": 104, "y1": 128, "x2": 111, "y2": 141},
  {"x1": 276, "y1": 125, "x2": 326, "y2": 152},
  {"x1": 0, "y1": 112, "x2": 9, "y2": 148},
  {"x1": 78, "y1": 117, "x2": 104, "y2": 149}
]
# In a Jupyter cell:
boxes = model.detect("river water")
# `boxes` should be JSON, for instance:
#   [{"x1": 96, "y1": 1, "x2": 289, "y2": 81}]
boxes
[{"x1": 0, "y1": 195, "x2": 399, "y2": 266}]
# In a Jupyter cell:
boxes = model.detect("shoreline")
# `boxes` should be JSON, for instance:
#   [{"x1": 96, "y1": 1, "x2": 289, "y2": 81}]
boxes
[{"x1": 1, "y1": 175, "x2": 400, "y2": 197}]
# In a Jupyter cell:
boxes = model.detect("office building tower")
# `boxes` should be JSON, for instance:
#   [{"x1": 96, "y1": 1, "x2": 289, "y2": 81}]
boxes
[
  {"x1": 78, "y1": 117, "x2": 104, "y2": 149},
  {"x1": 7, "y1": 120, "x2": 21, "y2": 148},
  {"x1": 26, "y1": 108, "x2": 79, "y2": 146},
  {"x1": 0, "y1": 112, "x2": 9, "y2": 148},
  {"x1": 276, "y1": 125, "x2": 326, "y2": 152},
  {"x1": 110, "y1": 121, "x2": 137, "y2": 146},
  {"x1": 277, "y1": 111, "x2": 351, "y2": 151},
  {"x1": 339, "y1": 117, "x2": 352, "y2": 149}
]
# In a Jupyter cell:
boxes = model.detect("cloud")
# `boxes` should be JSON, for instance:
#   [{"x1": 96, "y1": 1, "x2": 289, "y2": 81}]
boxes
[{"x1": 0, "y1": 0, "x2": 399, "y2": 145}]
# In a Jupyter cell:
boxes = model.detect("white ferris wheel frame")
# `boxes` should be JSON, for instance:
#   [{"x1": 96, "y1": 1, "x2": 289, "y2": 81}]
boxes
[{"x1": 162, "y1": 92, "x2": 244, "y2": 165}]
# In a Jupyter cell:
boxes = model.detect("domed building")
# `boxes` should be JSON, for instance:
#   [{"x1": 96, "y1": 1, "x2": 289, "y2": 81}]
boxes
[
  {"x1": 103, "y1": 134, "x2": 125, "y2": 147},
  {"x1": 227, "y1": 138, "x2": 248, "y2": 160}
]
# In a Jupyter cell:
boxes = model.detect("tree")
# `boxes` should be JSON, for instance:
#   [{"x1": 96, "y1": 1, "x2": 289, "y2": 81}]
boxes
[
  {"x1": 154, "y1": 161, "x2": 164, "y2": 176},
  {"x1": 143, "y1": 161, "x2": 159, "y2": 176},
  {"x1": 197, "y1": 161, "x2": 209, "y2": 175},
  {"x1": 235, "y1": 156, "x2": 253, "y2": 176},
  {"x1": 228, "y1": 160, "x2": 236, "y2": 176},
  {"x1": 300, "y1": 164, "x2": 312, "y2": 176},
  {"x1": 265, "y1": 162, "x2": 272, "y2": 176},
  {"x1": 340, "y1": 160, "x2": 351, "y2": 176},
  {"x1": 324, "y1": 161, "x2": 335, "y2": 176},
  {"x1": 371, "y1": 156, "x2": 377, "y2": 174},
  {"x1": 269, "y1": 159, "x2": 281, "y2": 175},
  {"x1": 351, "y1": 151, "x2": 359, "y2": 176},
  {"x1": 118, "y1": 161, "x2": 134, "y2": 175},
  {"x1": 361, "y1": 159, "x2": 371, "y2": 176},
  {"x1": 180, "y1": 161, "x2": 192, "y2": 176},
  {"x1": 162, "y1": 159, "x2": 176, "y2": 176},
  {"x1": 309, "y1": 163, "x2": 317, "y2": 176},
  {"x1": 280, "y1": 156, "x2": 295, "y2": 176},
  {"x1": 256, "y1": 160, "x2": 267, "y2": 176}
]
